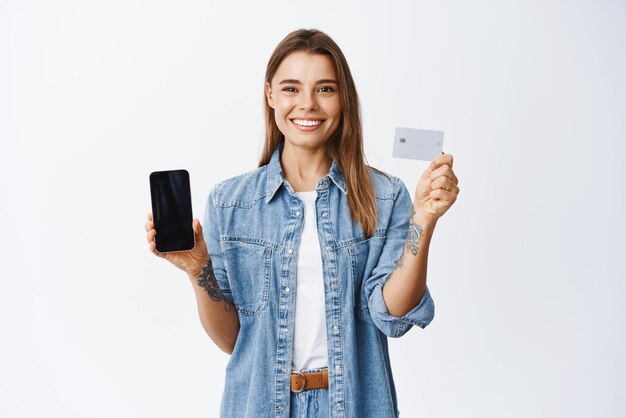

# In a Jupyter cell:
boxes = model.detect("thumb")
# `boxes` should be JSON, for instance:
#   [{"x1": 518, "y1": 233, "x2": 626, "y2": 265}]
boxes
[{"x1": 192, "y1": 219, "x2": 205, "y2": 242}]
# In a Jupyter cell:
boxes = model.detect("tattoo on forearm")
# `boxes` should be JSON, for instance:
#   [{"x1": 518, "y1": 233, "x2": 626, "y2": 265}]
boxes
[
  {"x1": 196, "y1": 258, "x2": 235, "y2": 312},
  {"x1": 395, "y1": 207, "x2": 423, "y2": 270}
]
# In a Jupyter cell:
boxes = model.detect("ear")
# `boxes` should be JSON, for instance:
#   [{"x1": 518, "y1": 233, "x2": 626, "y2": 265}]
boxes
[{"x1": 265, "y1": 82, "x2": 275, "y2": 109}]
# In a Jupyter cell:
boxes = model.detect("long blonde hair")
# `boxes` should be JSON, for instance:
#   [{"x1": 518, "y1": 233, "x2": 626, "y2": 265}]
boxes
[{"x1": 259, "y1": 29, "x2": 378, "y2": 238}]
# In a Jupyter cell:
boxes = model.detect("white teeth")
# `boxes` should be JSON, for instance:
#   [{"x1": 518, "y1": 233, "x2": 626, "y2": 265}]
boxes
[{"x1": 293, "y1": 119, "x2": 322, "y2": 127}]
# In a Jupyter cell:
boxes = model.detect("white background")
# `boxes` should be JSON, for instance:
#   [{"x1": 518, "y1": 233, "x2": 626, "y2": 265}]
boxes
[{"x1": 2, "y1": 1, "x2": 625, "y2": 417}]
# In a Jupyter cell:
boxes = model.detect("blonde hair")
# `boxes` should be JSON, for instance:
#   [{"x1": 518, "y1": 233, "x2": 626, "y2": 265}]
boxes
[{"x1": 259, "y1": 29, "x2": 378, "y2": 237}]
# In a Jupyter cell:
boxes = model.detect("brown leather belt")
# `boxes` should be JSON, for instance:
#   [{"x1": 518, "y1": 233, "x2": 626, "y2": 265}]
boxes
[{"x1": 290, "y1": 368, "x2": 329, "y2": 393}]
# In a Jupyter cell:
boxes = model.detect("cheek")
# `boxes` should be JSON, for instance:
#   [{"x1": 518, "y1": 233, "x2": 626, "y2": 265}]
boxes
[
  {"x1": 326, "y1": 98, "x2": 342, "y2": 119},
  {"x1": 273, "y1": 97, "x2": 295, "y2": 117},
  {"x1": 272, "y1": 101, "x2": 292, "y2": 131}
]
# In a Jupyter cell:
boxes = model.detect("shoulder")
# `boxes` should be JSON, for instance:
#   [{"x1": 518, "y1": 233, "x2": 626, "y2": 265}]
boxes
[
  {"x1": 208, "y1": 165, "x2": 269, "y2": 208},
  {"x1": 367, "y1": 166, "x2": 407, "y2": 201}
]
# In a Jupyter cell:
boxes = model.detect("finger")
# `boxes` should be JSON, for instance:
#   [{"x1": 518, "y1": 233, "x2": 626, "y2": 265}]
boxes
[
  {"x1": 145, "y1": 220, "x2": 154, "y2": 232},
  {"x1": 430, "y1": 153, "x2": 453, "y2": 170},
  {"x1": 147, "y1": 212, "x2": 153, "y2": 222},
  {"x1": 146, "y1": 228, "x2": 156, "y2": 243},
  {"x1": 421, "y1": 153, "x2": 447, "y2": 179},
  {"x1": 431, "y1": 176, "x2": 456, "y2": 192},
  {"x1": 430, "y1": 166, "x2": 458, "y2": 185},
  {"x1": 148, "y1": 240, "x2": 165, "y2": 258},
  {"x1": 445, "y1": 184, "x2": 460, "y2": 196},
  {"x1": 430, "y1": 165, "x2": 458, "y2": 185},
  {"x1": 429, "y1": 188, "x2": 458, "y2": 202}
]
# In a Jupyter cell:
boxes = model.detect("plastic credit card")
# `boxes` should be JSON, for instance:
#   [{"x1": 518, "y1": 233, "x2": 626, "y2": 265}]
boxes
[{"x1": 392, "y1": 127, "x2": 444, "y2": 161}]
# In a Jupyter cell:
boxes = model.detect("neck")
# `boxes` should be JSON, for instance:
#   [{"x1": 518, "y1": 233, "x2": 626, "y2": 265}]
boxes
[{"x1": 280, "y1": 142, "x2": 332, "y2": 192}]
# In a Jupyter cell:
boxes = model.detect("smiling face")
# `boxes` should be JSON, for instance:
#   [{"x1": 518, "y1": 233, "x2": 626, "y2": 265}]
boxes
[{"x1": 265, "y1": 51, "x2": 342, "y2": 152}]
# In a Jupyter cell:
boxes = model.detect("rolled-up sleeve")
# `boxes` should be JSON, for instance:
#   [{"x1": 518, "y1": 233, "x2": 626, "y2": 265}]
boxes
[
  {"x1": 365, "y1": 177, "x2": 435, "y2": 338},
  {"x1": 369, "y1": 284, "x2": 434, "y2": 337},
  {"x1": 202, "y1": 184, "x2": 234, "y2": 304}
]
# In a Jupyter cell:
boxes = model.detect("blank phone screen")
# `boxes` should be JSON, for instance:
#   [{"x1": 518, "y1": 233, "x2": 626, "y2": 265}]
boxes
[{"x1": 149, "y1": 170, "x2": 195, "y2": 253}]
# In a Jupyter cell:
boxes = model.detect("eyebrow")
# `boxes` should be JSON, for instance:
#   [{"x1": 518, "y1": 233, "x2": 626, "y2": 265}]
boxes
[{"x1": 278, "y1": 79, "x2": 339, "y2": 85}]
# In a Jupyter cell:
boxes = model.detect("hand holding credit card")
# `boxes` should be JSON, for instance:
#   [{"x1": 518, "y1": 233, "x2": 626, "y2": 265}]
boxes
[
  {"x1": 392, "y1": 126, "x2": 459, "y2": 224},
  {"x1": 392, "y1": 127, "x2": 444, "y2": 161}
]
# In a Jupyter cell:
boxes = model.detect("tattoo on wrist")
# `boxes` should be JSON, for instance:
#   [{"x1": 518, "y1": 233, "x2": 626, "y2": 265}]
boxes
[
  {"x1": 196, "y1": 258, "x2": 235, "y2": 312},
  {"x1": 395, "y1": 207, "x2": 423, "y2": 269}
]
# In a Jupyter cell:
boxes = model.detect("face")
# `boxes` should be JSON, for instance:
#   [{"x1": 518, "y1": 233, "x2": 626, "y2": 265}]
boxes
[{"x1": 265, "y1": 51, "x2": 342, "y2": 152}]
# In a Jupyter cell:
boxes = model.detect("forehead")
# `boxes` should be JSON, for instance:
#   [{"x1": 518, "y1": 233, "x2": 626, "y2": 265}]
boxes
[{"x1": 274, "y1": 51, "x2": 337, "y2": 81}]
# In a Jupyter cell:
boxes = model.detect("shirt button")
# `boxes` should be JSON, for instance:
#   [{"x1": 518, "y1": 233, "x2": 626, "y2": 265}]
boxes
[
  {"x1": 278, "y1": 405, "x2": 284, "y2": 411},
  {"x1": 281, "y1": 327, "x2": 288, "y2": 333},
  {"x1": 331, "y1": 283, "x2": 337, "y2": 289},
  {"x1": 322, "y1": 212, "x2": 328, "y2": 217},
  {"x1": 284, "y1": 287, "x2": 290, "y2": 293},
  {"x1": 282, "y1": 367, "x2": 288, "y2": 373},
  {"x1": 326, "y1": 246, "x2": 332, "y2": 251},
  {"x1": 336, "y1": 402, "x2": 343, "y2": 409},
  {"x1": 288, "y1": 248, "x2": 293, "y2": 254},
  {"x1": 333, "y1": 324, "x2": 339, "y2": 331},
  {"x1": 336, "y1": 364, "x2": 342, "y2": 371}
]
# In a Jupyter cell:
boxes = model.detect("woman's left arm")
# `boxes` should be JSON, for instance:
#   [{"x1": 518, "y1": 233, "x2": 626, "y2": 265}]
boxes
[{"x1": 382, "y1": 153, "x2": 460, "y2": 317}]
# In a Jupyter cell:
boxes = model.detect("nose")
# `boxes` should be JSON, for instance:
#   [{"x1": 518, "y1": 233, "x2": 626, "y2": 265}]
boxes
[{"x1": 298, "y1": 91, "x2": 318, "y2": 112}]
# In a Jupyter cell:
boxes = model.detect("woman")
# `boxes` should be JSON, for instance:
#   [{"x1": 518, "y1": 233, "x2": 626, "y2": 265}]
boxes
[{"x1": 146, "y1": 29, "x2": 459, "y2": 418}]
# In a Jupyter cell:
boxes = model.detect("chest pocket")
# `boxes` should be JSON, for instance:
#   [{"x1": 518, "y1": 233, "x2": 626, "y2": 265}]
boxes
[{"x1": 221, "y1": 239, "x2": 272, "y2": 316}]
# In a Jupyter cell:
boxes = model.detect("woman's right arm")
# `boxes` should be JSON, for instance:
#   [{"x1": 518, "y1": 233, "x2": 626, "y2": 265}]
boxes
[{"x1": 145, "y1": 213, "x2": 240, "y2": 354}]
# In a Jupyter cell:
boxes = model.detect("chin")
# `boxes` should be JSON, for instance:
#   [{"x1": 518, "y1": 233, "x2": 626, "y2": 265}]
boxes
[{"x1": 285, "y1": 134, "x2": 331, "y2": 150}]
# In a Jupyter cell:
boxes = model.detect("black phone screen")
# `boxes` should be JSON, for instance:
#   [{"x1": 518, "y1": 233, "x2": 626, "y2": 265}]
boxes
[{"x1": 149, "y1": 170, "x2": 195, "y2": 253}]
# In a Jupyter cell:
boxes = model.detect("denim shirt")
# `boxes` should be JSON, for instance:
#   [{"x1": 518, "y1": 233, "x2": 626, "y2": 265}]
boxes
[{"x1": 203, "y1": 147, "x2": 435, "y2": 418}]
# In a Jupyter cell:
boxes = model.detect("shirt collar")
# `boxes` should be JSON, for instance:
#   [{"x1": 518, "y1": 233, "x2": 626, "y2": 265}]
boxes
[
  {"x1": 327, "y1": 160, "x2": 347, "y2": 194},
  {"x1": 265, "y1": 146, "x2": 347, "y2": 203}
]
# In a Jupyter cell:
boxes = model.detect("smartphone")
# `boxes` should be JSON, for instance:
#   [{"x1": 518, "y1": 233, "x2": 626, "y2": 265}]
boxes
[{"x1": 149, "y1": 169, "x2": 195, "y2": 253}]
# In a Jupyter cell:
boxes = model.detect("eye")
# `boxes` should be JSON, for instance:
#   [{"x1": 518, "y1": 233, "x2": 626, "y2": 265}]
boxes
[
  {"x1": 282, "y1": 87, "x2": 297, "y2": 93},
  {"x1": 318, "y1": 86, "x2": 336, "y2": 93}
]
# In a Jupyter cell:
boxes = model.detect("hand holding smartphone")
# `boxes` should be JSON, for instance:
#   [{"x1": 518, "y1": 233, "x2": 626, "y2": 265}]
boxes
[{"x1": 149, "y1": 169, "x2": 195, "y2": 253}]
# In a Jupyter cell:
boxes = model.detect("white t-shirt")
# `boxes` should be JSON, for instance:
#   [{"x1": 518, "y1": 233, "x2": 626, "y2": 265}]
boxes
[{"x1": 292, "y1": 191, "x2": 329, "y2": 371}]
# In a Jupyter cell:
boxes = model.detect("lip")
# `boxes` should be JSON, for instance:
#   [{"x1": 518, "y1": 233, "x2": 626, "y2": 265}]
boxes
[{"x1": 290, "y1": 118, "x2": 325, "y2": 131}]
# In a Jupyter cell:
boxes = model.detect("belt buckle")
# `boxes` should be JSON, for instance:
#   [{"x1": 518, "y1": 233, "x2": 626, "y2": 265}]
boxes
[{"x1": 291, "y1": 370, "x2": 306, "y2": 393}]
